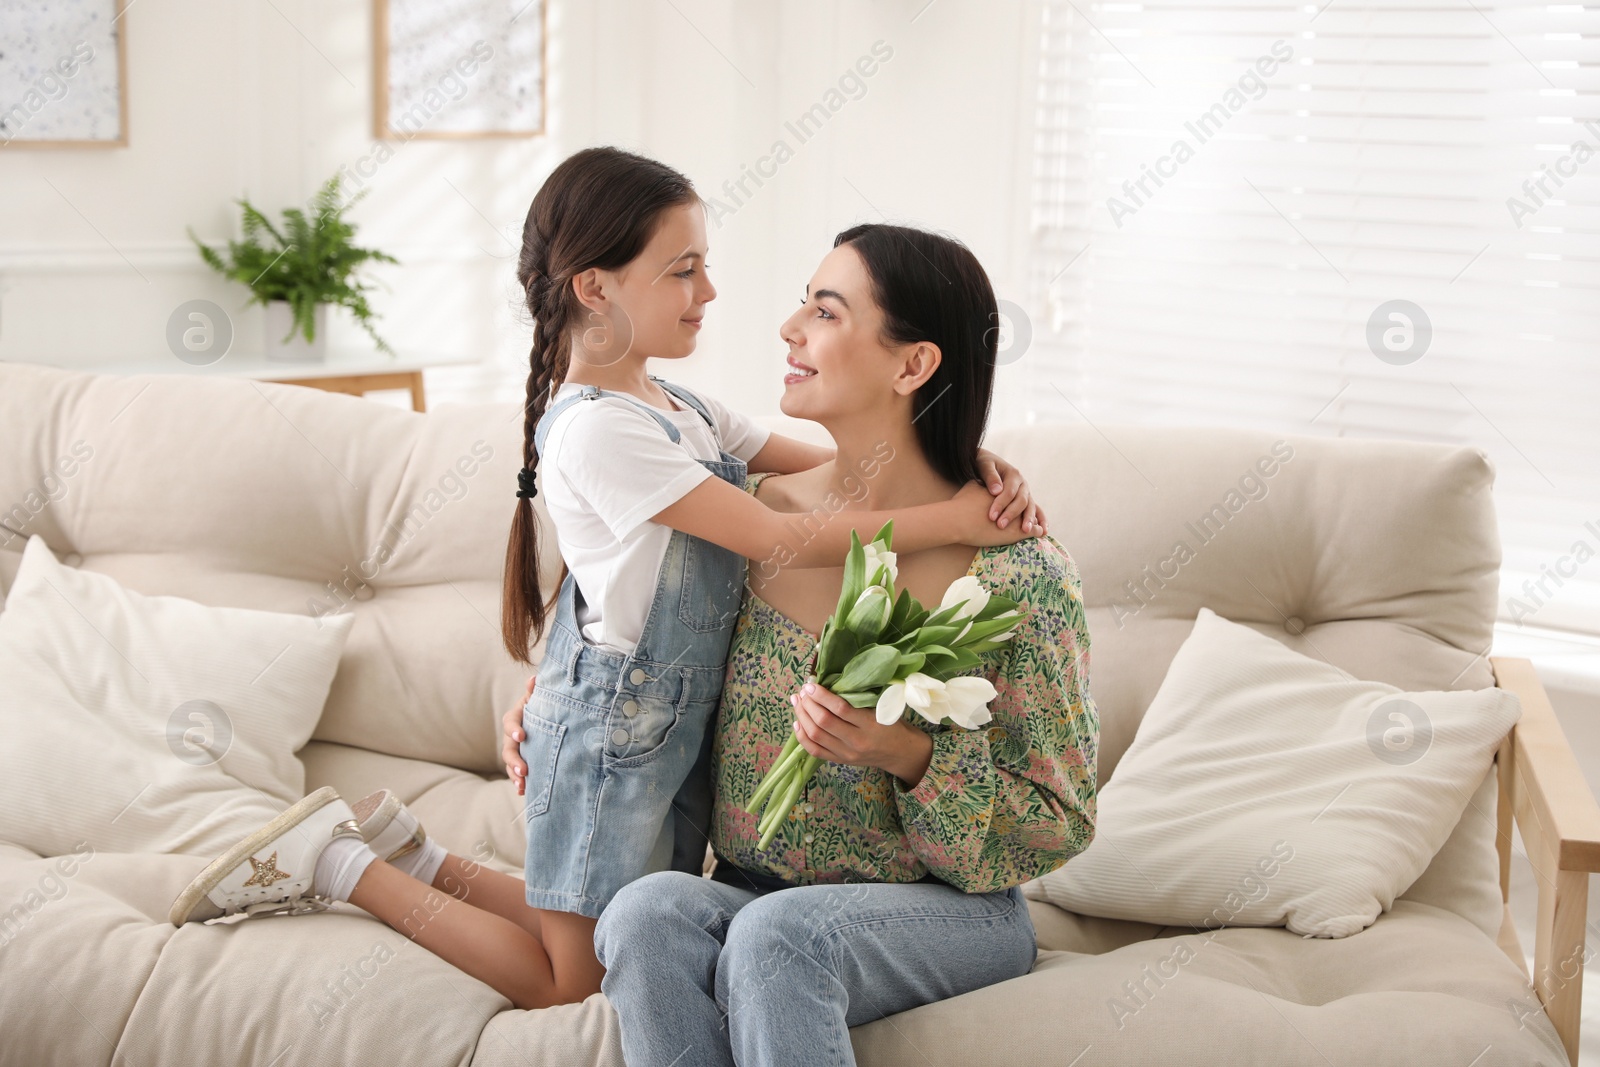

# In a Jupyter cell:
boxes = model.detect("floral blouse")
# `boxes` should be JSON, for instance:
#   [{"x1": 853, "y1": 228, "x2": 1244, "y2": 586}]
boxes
[{"x1": 708, "y1": 472, "x2": 1099, "y2": 894}]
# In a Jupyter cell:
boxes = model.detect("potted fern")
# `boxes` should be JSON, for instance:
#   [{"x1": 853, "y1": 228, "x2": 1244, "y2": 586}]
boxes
[{"x1": 189, "y1": 174, "x2": 397, "y2": 361}]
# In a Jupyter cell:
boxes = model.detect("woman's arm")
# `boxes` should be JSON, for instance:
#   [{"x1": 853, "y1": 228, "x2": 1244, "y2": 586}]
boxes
[
  {"x1": 889, "y1": 538, "x2": 1099, "y2": 892},
  {"x1": 650, "y1": 474, "x2": 1035, "y2": 569}
]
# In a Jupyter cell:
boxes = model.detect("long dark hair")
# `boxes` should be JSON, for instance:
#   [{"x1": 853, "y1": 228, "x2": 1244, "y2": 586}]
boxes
[
  {"x1": 832, "y1": 223, "x2": 997, "y2": 487},
  {"x1": 502, "y1": 147, "x2": 699, "y2": 663}
]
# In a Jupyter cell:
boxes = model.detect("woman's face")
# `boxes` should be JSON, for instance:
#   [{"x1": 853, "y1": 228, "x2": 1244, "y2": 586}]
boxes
[{"x1": 778, "y1": 244, "x2": 924, "y2": 423}]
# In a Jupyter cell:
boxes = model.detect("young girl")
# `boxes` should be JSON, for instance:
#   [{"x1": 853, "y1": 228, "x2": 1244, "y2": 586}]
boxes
[{"x1": 169, "y1": 147, "x2": 1044, "y2": 1012}]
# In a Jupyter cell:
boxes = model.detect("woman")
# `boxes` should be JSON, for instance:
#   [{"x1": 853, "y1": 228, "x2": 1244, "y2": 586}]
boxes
[{"x1": 505, "y1": 222, "x2": 1099, "y2": 1066}]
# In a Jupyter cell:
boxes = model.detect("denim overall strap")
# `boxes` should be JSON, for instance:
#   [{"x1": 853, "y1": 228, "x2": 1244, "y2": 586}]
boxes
[
  {"x1": 648, "y1": 375, "x2": 719, "y2": 431},
  {"x1": 534, "y1": 384, "x2": 686, "y2": 458}
]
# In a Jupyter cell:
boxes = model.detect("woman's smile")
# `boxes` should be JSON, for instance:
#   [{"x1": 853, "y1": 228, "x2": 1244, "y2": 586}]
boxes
[{"x1": 784, "y1": 353, "x2": 818, "y2": 386}]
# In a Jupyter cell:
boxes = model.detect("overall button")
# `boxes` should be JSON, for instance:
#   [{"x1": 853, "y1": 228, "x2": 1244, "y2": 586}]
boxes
[
  {"x1": 803, "y1": 833, "x2": 815, "y2": 844},
  {"x1": 630, "y1": 668, "x2": 647, "y2": 685},
  {"x1": 622, "y1": 700, "x2": 639, "y2": 718},
  {"x1": 610, "y1": 729, "x2": 630, "y2": 746},
  {"x1": 803, "y1": 803, "x2": 814, "y2": 813}
]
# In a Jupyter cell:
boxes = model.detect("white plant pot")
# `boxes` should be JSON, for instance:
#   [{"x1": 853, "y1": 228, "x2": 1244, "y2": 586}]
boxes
[{"x1": 264, "y1": 301, "x2": 328, "y2": 362}]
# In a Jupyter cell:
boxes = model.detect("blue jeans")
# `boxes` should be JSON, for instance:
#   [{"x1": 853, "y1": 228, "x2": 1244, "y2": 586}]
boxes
[{"x1": 593, "y1": 870, "x2": 1038, "y2": 1067}]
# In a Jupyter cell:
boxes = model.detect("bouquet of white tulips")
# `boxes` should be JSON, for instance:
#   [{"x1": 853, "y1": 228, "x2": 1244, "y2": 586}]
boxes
[{"x1": 744, "y1": 521, "x2": 1026, "y2": 851}]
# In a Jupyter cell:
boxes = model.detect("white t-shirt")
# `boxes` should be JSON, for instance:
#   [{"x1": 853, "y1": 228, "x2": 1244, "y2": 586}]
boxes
[{"x1": 538, "y1": 380, "x2": 771, "y2": 653}]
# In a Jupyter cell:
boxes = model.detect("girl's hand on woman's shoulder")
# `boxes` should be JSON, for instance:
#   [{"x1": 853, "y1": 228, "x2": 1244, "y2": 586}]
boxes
[
  {"x1": 952, "y1": 481, "x2": 1046, "y2": 547},
  {"x1": 975, "y1": 448, "x2": 1048, "y2": 532}
]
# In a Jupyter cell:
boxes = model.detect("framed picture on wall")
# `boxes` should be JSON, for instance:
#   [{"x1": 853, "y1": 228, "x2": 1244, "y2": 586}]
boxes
[
  {"x1": 0, "y1": 0, "x2": 129, "y2": 147},
  {"x1": 373, "y1": 0, "x2": 546, "y2": 140}
]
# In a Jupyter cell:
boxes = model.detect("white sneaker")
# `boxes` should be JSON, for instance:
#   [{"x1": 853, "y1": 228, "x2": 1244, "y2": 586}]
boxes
[
  {"x1": 350, "y1": 788, "x2": 429, "y2": 864},
  {"x1": 169, "y1": 786, "x2": 362, "y2": 926}
]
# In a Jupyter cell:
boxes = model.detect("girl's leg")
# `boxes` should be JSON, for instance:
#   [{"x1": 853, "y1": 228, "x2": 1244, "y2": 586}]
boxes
[
  {"x1": 347, "y1": 859, "x2": 603, "y2": 1009},
  {"x1": 593, "y1": 871, "x2": 761, "y2": 1067},
  {"x1": 433, "y1": 852, "x2": 543, "y2": 940},
  {"x1": 717, "y1": 882, "x2": 1038, "y2": 1067}
]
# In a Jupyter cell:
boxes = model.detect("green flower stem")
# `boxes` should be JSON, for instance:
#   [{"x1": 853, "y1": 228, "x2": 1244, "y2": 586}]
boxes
[
  {"x1": 757, "y1": 769, "x2": 801, "y2": 851},
  {"x1": 756, "y1": 753, "x2": 821, "y2": 852},
  {"x1": 745, "y1": 735, "x2": 806, "y2": 814},
  {"x1": 754, "y1": 763, "x2": 793, "y2": 834}
]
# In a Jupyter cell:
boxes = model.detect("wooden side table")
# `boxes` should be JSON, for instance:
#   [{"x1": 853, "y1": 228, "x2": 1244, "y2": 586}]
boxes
[
  {"x1": 263, "y1": 366, "x2": 429, "y2": 411},
  {"x1": 60, "y1": 350, "x2": 478, "y2": 412}
]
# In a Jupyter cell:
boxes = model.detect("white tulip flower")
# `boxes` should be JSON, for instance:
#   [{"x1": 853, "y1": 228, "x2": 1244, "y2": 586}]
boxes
[
  {"x1": 875, "y1": 680, "x2": 908, "y2": 725},
  {"x1": 939, "y1": 575, "x2": 990, "y2": 621},
  {"x1": 881, "y1": 672, "x2": 998, "y2": 729},
  {"x1": 877, "y1": 673, "x2": 942, "y2": 725},
  {"x1": 861, "y1": 541, "x2": 898, "y2": 589},
  {"x1": 937, "y1": 676, "x2": 998, "y2": 729},
  {"x1": 846, "y1": 585, "x2": 893, "y2": 634}
]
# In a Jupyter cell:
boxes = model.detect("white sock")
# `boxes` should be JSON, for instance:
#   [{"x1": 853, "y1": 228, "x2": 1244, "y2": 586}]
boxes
[
  {"x1": 390, "y1": 838, "x2": 447, "y2": 888},
  {"x1": 314, "y1": 835, "x2": 378, "y2": 902}
]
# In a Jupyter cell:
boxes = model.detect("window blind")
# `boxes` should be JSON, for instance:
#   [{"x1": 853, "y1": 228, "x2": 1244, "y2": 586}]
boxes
[{"x1": 1024, "y1": 0, "x2": 1600, "y2": 636}]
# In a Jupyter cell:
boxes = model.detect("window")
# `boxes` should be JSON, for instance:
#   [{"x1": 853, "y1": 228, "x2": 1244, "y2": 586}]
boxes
[{"x1": 1026, "y1": 0, "x2": 1600, "y2": 636}]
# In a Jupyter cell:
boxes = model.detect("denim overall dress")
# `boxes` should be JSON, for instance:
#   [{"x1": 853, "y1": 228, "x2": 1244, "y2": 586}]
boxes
[{"x1": 519, "y1": 376, "x2": 748, "y2": 918}]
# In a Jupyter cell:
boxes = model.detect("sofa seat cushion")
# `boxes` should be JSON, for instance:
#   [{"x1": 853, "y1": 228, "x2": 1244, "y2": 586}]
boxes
[
  {"x1": 0, "y1": 755, "x2": 1562, "y2": 1067},
  {"x1": 850, "y1": 899, "x2": 1565, "y2": 1065},
  {"x1": 0, "y1": 840, "x2": 627, "y2": 1067}
]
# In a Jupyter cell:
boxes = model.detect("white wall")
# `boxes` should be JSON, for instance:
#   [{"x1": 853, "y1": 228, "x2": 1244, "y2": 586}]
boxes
[{"x1": 0, "y1": 0, "x2": 1038, "y2": 420}]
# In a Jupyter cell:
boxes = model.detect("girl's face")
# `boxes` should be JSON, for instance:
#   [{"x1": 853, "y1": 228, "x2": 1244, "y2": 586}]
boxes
[
  {"x1": 584, "y1": 200, "x2": 716, "y2": 364},
  {"x1": 777, "y1": 244, "x2": 934, "y2": 423}
]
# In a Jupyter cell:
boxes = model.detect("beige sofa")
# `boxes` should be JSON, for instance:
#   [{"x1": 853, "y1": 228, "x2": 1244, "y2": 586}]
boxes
[{"x1": 0, "y1": 360, "x2": 1593, "y2": 1066}]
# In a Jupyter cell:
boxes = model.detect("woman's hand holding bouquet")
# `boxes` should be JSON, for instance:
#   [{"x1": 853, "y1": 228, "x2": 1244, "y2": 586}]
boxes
[{"x1": 744, "y1": 522, "x2": 1026, "y2": 851}]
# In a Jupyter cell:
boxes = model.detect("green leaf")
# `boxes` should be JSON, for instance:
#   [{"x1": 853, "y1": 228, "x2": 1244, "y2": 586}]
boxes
[
  {"x1": 951, "y1": 615, "x2": 1024, "y2": 645},
  {"x1": 871, "y1": 520, "x2": 894, "y2": 548},
  {"x1": 835, "y1": 690, "x2": 881, "y2": 709},
  {"x1": 833, "y1": 644, "x2": 901, "y2": 693},
  {"x1": 896, "y1": 652, "x2": 926, "y2": 675},
  {"x1": 913, "y1": 624, "x2": 965, "y2": 647},
  {"x1": 833, "y1": 529, "x2": 866, "y2": 626},
  {"x1": 881, "y1": 588, "x2": 914, "y2": 641},
  {"x1": 818, "y1": 621, "x2": 864, "y2": 681},
  {"x1": 977, "y1": 596, "x2": 1020, "y2": 619},
  {"x1": 923, "y1": 648, "x2": 984, "y2": 677}
]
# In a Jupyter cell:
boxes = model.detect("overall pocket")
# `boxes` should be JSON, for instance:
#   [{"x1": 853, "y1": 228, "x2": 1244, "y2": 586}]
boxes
[
  {"x1": 676, "y1": 535, "x2": 746, "y2": 634},
  {"x1": 603, "y1": 687, "x2": 687, "y2": 768},
  {"x1": 518, "y1": 710, "x2": 566, "y2": 818}
]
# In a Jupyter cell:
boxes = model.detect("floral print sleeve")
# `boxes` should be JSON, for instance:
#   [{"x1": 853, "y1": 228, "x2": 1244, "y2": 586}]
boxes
[{"x1": 890, "y1": 536, "x2": 1099, "y2": 893}]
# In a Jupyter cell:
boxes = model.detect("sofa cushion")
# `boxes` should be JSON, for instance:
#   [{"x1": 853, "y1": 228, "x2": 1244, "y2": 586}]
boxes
[
  {"x1": 1024, "y1": 608, "x2": 1520, "y2": 937},
  {"x1": 0, "y1": 534, "x2": 352, "y2": 859},
  {"x1": 0, "y1": 363, "x2": 556, "y2": 779},
  {"x1": 848, "y1": 900, "x2": 1564, "y2": 1065}
]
